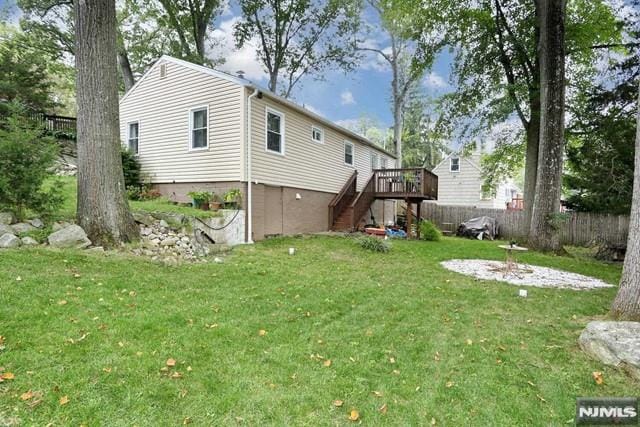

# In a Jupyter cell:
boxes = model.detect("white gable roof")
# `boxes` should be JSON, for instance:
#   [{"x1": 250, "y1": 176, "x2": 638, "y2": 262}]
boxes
[{"x1": 432, "y1": 152, "x2": 482, "y2": 173}]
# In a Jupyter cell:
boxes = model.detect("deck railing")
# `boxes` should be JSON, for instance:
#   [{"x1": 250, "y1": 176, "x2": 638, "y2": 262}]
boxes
[
  {"x1": 1, "y1": 111, "x2": 77, "y2": 135},
  {"x1": 373, "y1": 168, "x2": 438, "y2": 199}
]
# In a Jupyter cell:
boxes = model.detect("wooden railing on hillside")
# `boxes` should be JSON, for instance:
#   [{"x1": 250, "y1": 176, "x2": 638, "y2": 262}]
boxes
[
  {"x1": 373, "y1": 168, "x2": 438, "y2": 199},
  {"x1": 349, "y1": 173, "x2": 376, "y2": 230},
  {"x1": 1, "y1": 111, "x2": 77, "y2": 135},
  {"x1": 328, "y1": 170, "x2": 357, "y2": 228}
]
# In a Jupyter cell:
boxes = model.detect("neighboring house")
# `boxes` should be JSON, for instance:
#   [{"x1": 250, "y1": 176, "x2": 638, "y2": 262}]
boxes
[
  {"x1": 119, "y1": 56, "x2": 427, "y2": 242},
  {"x1": 431, "y1": 152, "x2": 520, "y2": 209}
]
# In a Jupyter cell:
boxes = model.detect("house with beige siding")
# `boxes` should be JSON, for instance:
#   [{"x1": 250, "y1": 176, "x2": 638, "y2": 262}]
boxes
[
  {"x1": 119, "y1": 55, "x2": 422, "y2": 242},
  {"x1": 432, "y1": 151, "x2": 519, "y2": 209}
]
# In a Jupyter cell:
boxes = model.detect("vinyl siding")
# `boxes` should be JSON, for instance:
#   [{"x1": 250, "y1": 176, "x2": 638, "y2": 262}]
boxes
[
  {"x1": 433, "y1": 154, "x2": 501, "y2": 208},
  {"x1": 248, "y1": 90, "x2": 392, "y2": 193},
  {"x1": 119, "y1": 59, "x2": 244, "y2": 183}
]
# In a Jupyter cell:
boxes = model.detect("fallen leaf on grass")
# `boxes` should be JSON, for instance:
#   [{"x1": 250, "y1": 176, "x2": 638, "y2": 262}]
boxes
[
  {"x1": 372, "y1": 391, "x2": 383, "y2": 397},
  {"x1": 166, "y1": 358, "x2": 176, "y2": 367},
  {"x1": 20, "y1": 391, "x2": 33, "y2": 401},
  {"x1": 389, "y1": 357, "x2": 396, "y2": 364},
  {"x1": 592, "y1": 371, "x2": 604, "y2": 385},
  {"x1": 15, "y1": 276, "x2": 22, "y2": 282},
  {"x1": 258, "y1": 329, "x2": 267, "y2": 336},
  {"x1": 333, "y1": 400, "x2": 344, "y2": 407},
  {"x1": 536, "y1": 394, "x2": 547, "y2": 403},
  {"x1": 171, "y1": 372, "x2": 183, "y2": 379},
  {"x1": 379, "y1": 403, "x2": 388, "y2": 414},
  {"x1": 103, "y1": 367, "x2": 112, "y2": 373},
  {"x1": 348, "y1": 409, "x2": 360, "y2": 421},
  {"x1": 431, "y1": 417, "x2": 437, "y2": 425},
  {"x1": 323, "y1": 359, "x2": 332, "y2": 367},
  {"x1": 1, "y1": 372, "x2": 15, "y2": 380},
  {"x1": 58, "y1": 300, "x2": 67, "y2": 305},
  {"x1": 183, "y1": 417, "x2": 192, "y2": 425},
  {"x1": 434, "y1": 352, "x2": 441, "y2": 362},
  {"x1": 466, "y1": 339, "x2": 473, "y2": 346},
  {"x1": 445, "y1": 381, "x2": 455, "y2": 388},
  {"x1": 59, "y1": 395, "x2": 69, "y2": 405}
]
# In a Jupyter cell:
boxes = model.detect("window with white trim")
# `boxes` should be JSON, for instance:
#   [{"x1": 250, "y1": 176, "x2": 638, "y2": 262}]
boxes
[
  {"x1": 189, "y1": 106, "x2": 208, "y2": 150},
  {"x1": 371, "y1": 152, "x2": 379, "y2": 170},
  {"x1": 127, "y1": 121, "x2": 139, "y2": 154},
  {"x1": 380, "y1": 157, "x2": 387, "y2": 169},
  {"x1": 344, "y1": 141, "x2": 354, "y2": 166},
  {"x1": 450, "y1": 157, "x2": 460, "y2": 172},
  {"x1": 311, "y1": 125, "x2": 323, "y2": 143},
  {"x1": 266, "y1": 109, "x2": 284, "y2": 154}
]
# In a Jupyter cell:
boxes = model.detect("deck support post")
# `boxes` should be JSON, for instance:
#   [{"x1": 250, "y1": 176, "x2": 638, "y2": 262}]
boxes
[
  {"x1": 406, "y1": 199, "x2": 413, "y2": 239},
  {"x1": 416, "y1": 201, "x2": 421, "y2": 240}
]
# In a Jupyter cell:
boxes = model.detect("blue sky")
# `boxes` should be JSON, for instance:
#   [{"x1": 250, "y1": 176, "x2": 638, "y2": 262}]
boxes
[{"x1": 0, "y1": 0, "x2": 454, "y2": 130}]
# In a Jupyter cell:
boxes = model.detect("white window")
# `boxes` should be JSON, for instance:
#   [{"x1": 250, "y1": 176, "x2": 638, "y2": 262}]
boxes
[
  {"x1": 311, "y1": 125, "x2": 324, "y2": 144},
  {"x1": 266, "y1": 108, "x2": 285, "y2": 154},
  {"x1": 450, "y1": 157, "x2": 460, "y2": 172},
  {"x1": 189, "y1": 106, "x2": 209, "y2": 150},
  {"x1": 344, "y1": 141, "x2": 354, "y2": 166},
  {"x1": 127, "y1": 121, "x2": 139, "y2": 155},
  {"x1": 380, "y1": 157, "x2": 387, "y2": 169},
  {"x1": 371, "y1": 152, "x2": 379, "y2": 170}
]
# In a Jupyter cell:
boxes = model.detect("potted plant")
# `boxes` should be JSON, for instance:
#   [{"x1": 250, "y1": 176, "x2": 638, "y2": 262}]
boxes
[
  {"x1": 223, "y1": 189, "x2": 242, "y2": 209},
  {"x1": 187, "y1": 191, "x2": 211, "y2": 210},
  {"x1": 209, "y1": 193, "x2": 223, "y2": 211}
]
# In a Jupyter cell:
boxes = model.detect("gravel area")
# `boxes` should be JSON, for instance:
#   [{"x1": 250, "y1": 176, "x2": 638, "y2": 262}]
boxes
[{"x1": 440, "y1": 259, "x2": 615, "y2": 290}]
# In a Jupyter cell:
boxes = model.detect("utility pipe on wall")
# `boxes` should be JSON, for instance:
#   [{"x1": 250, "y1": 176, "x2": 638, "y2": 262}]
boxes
[{"x1": 245, "y1": 88, "x2": 260, "y2": 244}]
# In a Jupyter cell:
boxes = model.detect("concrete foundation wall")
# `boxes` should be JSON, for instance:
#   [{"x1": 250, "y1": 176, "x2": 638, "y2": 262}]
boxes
[{"x1": 154, "y1": 181, "x2": 396, "y2": 242}]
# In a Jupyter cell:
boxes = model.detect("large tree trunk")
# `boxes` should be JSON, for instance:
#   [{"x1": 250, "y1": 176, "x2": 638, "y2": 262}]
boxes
[
  {"x1": 117, "y1": 50, "x2": 135, "y2": 92},
  {"x1": 528, "y1": 0, "x2": 566, "y2": 252},
  {"x1": 523, "y1": 92, "x2": 540, "y2": 231},
  {"x1": 393, "y1": 100, "x2": 403, "y2": 167},
  {"x1": 611, "y1": 81, "x2": 640, "y2": 320},
  {"x1": 75, "y1": 0, "x2": 139, "y2": 247}
]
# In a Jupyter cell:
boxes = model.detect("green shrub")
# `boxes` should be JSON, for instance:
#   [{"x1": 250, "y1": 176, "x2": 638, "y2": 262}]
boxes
[
  {"x1": 121, "y1": 147, "x2": 141, "y2": 188},
  {"x1": 127, "y1": 184, "x2": 161, "y2": 201},
  {"x1": 357, "y1": 235, "x2": 391, "y2": 253},
  {"x1": 419, "y1": 220, "x2": 442, "y2": 241},
  {"x1": 0, "y1": 104, "x2": 63, "y2": 221}
]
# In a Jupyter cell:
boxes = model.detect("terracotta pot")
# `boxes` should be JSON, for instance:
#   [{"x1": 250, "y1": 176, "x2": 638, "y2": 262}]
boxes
[{"x1": 209, "y1": 201, "x2": 223, "y2": 210}]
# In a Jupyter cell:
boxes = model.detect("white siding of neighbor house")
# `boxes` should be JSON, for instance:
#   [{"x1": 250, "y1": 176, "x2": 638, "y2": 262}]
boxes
[
  {"x1": 248, "y1": 90, "x2": 393, "y2": 194},
  {"x1": 119, "y1": 59, "x2": 244, "y2": 183},
  {"x1": 432, "y1": 153, "x2": 517, "y2": 209}
]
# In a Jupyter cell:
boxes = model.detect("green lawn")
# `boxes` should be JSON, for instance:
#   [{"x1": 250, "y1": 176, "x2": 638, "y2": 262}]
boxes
[
  {"x1": 0, "y1": 236, "x2": 636, "y2": 426},
  {"x1": 53, "y1": 176, "x2": 218, "y2": 220}
]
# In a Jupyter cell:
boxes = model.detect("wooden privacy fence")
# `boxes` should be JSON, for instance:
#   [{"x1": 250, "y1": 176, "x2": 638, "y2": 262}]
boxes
[{"x1": 421, "y1": 203, "x2": 630, "y2": 247}]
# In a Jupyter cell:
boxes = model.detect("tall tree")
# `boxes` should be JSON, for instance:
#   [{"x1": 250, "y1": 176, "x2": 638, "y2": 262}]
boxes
[
  {"x1": 234, "y1": 0, "x2": 361, "y2": 98},
  {"x1": 156, "y1": 0, "x2": 222, "y2": 64},
  {"x1": 0, "y1": 23, "x2": 58, "y2": 113},
  {"x1": 358, "y1": 0, "x2": 444, "y2": 167},
  {"x1": 75, "y1": 0, "x2": 138, "y2": 246},
  {"x1": 402, "y1": 96, "x2": 448, "y2": 169},
  {"x1": 528, "y1": 0, "x2": 566, "y2": 252},
  {"x1": 611, "y1": 79, "x2": 640, "y2": 320},
  {"x1": 394, "y1": 0, "x2": 619, "y2": 228}
]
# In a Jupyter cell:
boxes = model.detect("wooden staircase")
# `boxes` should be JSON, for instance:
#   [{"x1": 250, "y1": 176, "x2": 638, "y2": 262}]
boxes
[{"x1": 328, "y1": 167, "x2": 439, "y2": 233}]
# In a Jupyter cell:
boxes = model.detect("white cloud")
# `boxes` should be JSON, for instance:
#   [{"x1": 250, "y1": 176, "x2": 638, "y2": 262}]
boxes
[
  {"x1": 340, "y1": 90, "x2": 356, "y2": 105},
  {"x1": 423, "y1": 72, "x2": 448, "y2": 89},
  {"x1": 209, "y1": 16, "x2": 268, "y2": 82}
]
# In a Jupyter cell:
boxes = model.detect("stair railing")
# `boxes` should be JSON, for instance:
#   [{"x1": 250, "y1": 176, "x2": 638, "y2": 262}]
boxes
[
  {"x1": 328, "y1": 170, "x2": 357, "y2": 228},
  {"x1": 349, "y1": 173, "x2": 376, "y2": 231}
]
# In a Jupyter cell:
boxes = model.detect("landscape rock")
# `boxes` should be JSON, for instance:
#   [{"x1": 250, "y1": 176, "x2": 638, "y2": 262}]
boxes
[
  {"x1": 132, "y1": 212, "x2": 155, "y2": 226},
  {"x1": 579, "y1": 321, "x2": 640, "y2": 380},
  {"x1": 11, "y1": 222, "x2": 36, "y2": 234},
  {"x1": 85, "y1": 246, "x2": 105, "y2": 253},
  {"x1": 21, "y1": 236, "x2": 39, "y2": 246},
  {"x1": 47, "y1": 225, "x2": 92, "y2": 249},
  {"x1": 28, "y1": 218, "x2": 44, "y2": 228},
  {"x1": 52, "y1": 221, "x2": 72, "y2": 232},
  {"x1": 0, "y1": 224, "x2": 14, "y2": 236},
  {"x1": 0, "y1": 212, "x2": 16, "y2": 225},
  {"x1": 0, "y1": 233, "x2": 21, "y2": 248},
  {"x1": 162, "y1": 237, "x2": 178, "y2": 246},
  {"x1": 159, "y1": 219, "x2": 169, "y2": 228}
]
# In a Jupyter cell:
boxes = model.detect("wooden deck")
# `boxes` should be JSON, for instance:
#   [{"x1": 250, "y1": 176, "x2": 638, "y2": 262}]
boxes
[{"x1": 329, "y1": 168, "x2": 438, "y2": 233}]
